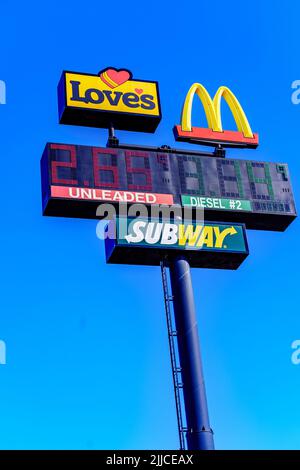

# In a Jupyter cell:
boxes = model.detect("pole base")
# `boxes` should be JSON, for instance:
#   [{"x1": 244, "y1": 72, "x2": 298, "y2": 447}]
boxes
[{"x1": 186, "y1": 428, "x2": 215, "y2": 450}]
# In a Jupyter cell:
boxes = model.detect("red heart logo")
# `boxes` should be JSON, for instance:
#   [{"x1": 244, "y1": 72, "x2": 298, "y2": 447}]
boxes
[
  {"x1": 135, "y1": 88, "x2": 143, "y2": 95},
  {"x1": 99, "y1": 68, "x2": 131, "y2": 89}
]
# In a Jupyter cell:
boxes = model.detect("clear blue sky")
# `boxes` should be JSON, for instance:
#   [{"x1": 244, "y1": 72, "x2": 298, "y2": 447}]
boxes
[{"x1": 0, "y1": 0, "x2": 299, "y2": 450}]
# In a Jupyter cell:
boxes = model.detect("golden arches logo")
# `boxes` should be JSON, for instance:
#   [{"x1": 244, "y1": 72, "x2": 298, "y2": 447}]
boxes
[{"x1": 174, "y1": 83, "x2": 258, "y2": 148}]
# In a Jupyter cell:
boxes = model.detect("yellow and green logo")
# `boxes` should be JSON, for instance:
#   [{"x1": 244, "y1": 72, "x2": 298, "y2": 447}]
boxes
[
  {"x1": 105, "y1": 218, "x2": 249, "y2": 269},
  {"x1": 119, "y1": 219, "x2": 248, "y2": 252}
]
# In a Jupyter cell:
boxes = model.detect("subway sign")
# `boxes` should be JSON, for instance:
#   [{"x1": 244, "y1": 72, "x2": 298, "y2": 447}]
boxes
[
  {"x1": 105, "y1": 218, "x2": 249, "y2": 269},
  {"x1": 41, "y1": 143, "x2": 296, "y2": 231},
  {"x1": 58, "y1": 67, "x2": 161, "y2": 132}
]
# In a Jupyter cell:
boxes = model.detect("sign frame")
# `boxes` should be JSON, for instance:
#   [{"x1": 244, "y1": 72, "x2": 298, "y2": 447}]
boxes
[
  {"x1": 40, "y1": 143, "x2": 297, "y2": 231},
  {"x1": 58, "y1": 68, "x2": 162, "y2": 133},
  {"x1": 105, "y1": 218, "x2": 249, "y2": 270}
]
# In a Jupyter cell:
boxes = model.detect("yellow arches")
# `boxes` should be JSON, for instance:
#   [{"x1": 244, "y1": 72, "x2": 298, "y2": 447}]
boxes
[{"x1": 180, "y1": 83, "x2": 254, "y2": 138}]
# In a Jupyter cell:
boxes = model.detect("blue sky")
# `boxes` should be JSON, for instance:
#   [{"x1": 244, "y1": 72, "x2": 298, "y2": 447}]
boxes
[{"x1": 0, "y1": 0, "x2": 300, "y2": 450}]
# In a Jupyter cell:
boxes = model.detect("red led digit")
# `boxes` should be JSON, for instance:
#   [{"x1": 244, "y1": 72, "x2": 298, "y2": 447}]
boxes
[
  {"x1": 125, "y1": 150, "x2": 152, "y2": 191},
  {"x1": 51, "y1": 144, "x2": 78, "y2": 185},
  {"x1": 92, "y1": 147, "x2": 119, "y2": 188}
]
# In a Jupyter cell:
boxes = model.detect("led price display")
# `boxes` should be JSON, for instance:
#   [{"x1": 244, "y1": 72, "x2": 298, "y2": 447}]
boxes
[{"x1": 41, "y1": 143, "x2": 296, "y2": 230}]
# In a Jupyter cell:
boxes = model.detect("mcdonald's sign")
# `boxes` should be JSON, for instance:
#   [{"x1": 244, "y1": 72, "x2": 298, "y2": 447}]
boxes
[{"x1": 173, "y1": 84, "x2": 259, "y2": 148}]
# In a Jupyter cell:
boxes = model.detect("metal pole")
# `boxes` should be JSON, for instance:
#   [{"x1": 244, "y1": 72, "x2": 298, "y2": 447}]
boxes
[
  {"x1": 108, "y1": 124, "x2": 115, "y2": 139},
  {"x1": 107, "y1": 123, "x2": 119, "y2": 147},
  {"x1": 169, "y1": 256, "x2": 214, "y2": 450}
]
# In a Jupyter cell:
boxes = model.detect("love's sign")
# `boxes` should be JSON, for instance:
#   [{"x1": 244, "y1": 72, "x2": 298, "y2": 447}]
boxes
[{"x1": 58, "y1": 67, "x2": 162, "y2": 133}]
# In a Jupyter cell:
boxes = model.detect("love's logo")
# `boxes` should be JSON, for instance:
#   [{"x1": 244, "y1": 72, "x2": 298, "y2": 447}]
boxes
[
  {"x1": 58, "y1": 67, "x2": 161, "y2": 133},
  {"x1": 99, "y1": 68, "x2": 132, "y2": 88}
]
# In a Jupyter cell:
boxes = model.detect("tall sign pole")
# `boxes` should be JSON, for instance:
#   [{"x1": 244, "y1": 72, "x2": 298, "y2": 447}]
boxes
[
  {"x1": 169, "y1": 256, "x2": 214, "y2": 450},
  {"x1": 41, "y1": 66, "x2": 297, "y2": 450}
]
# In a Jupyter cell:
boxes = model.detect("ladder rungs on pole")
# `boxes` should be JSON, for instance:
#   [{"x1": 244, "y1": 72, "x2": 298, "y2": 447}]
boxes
[{"x1": 161, "y1": 261, "x2": 187, "y2": 451}]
